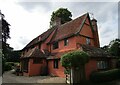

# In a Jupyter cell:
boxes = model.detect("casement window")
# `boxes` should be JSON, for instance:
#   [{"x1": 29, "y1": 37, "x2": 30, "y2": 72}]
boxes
[
  {"x1": 86, "y1": 38, "x2": 90, "y2": 45},
  {"x1": 53, "y1": 42, "x2": 59, "y2": 49},
  {"x1": 54, "y1": 59, "x2": 59, "y2": 69},
  {"x1": 64, "y1": 38, "x2": 69, "y2": 46},
  {"x1": 97, "y1": 61, "x2": 108, "y2": 69}
]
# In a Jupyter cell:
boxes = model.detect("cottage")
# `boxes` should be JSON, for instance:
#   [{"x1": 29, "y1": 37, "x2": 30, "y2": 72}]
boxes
[{"x1": 20, "y1": 13, "x2": 116, "y2": 78}]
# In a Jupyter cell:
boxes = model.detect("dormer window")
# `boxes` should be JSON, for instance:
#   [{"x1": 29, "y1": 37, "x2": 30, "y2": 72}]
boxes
[
  {"x1": 64, "y1": 38, "x2": 68, "y2": 46},
  {"x1": 53, "y1": 41, "x2": 59, "y2": 49},
  {"x1": 86, "y1": 38, "x2": 90, "y2": 45}
]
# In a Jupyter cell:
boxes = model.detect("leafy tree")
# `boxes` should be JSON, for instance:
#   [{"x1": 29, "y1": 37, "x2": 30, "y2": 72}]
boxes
[
  {"x1": 109, "y1": 39, "x2": 120, "y2": 57},
  {"x1": 61, "y1": 50, "x2": 89, "y2": 83},
  {"x1": 50, "y1": 8, "x2": 72, "y2": 27},
  {"x1": 0, "y1": 10, "x2": 11, "y2": 74}
]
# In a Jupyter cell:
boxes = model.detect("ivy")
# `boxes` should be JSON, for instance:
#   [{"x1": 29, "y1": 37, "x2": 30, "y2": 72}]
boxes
[{"x1": 60, "y1": 50, "x2": 89, "y2": 68}]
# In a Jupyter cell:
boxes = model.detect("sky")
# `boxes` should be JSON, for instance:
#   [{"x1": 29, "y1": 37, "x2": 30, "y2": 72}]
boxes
[{"x1": 0, "y1": 0, "x2": 119, "y2": 50}]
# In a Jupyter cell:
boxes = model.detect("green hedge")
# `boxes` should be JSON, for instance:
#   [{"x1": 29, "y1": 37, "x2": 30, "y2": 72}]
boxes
[
  {"x1": 4, "y1": 62, "x2": 12, "y2": 71},
  {"x1": 90, "y1": 69, "x2": 120, "y2": 83}
]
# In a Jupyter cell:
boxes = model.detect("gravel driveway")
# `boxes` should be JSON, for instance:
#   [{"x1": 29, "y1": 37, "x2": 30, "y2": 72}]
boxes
[{"x1": 2, "y1": 70, "x2": 66, "y2": 84}]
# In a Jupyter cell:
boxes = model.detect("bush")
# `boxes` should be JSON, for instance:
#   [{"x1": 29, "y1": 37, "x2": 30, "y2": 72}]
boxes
[
  {"x1": 90, "y1": 69, "x2": 120, "y2": 83},
  {"x1": 4, "y1": 63, "x2": 12, "y2": 71},
  {"x1": 61, "y1": 50, "x2": 89, "y2": 68}
]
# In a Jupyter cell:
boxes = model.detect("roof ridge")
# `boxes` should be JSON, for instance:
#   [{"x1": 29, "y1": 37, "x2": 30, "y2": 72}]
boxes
[{"x1": 59, "y1": 13, "x2": 88, "y2": 28}]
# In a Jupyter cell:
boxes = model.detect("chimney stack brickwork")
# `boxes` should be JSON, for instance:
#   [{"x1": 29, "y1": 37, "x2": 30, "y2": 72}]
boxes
[{"x1": 91, "y1": 18, "x2": 100, "y2": 47}]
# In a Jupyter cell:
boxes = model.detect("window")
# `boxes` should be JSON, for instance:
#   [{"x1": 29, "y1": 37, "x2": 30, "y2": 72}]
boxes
[
  {"x1": 39, "y1": 44, "x2": 41, "y2": 49},
  {"x1": 64, "y1": 39, "x2": 68, "y2": 46},
  {"x1": 97, "y1": 61, "x2": 108, "y2": 69},
  {"x1": 54, "y1": 59, "x2": 58, "y2": 69},
  {"x1": 53, "y1": 42, "x2": 59, "y2": 49},
  {"x1": 86, "y1": 38, "x2": 90, "y2": 45}
]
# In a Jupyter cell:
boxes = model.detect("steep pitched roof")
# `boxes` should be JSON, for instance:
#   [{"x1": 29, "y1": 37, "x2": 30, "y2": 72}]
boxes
[
  {"x1": 21, "y1": 48, "x2": 50, "y2": 58},
  {"x1": 50, "y1": 13, "x2": 88, "y2": 42},
  {"x1": 80, "y1": 44, "x2": 114, "y2": 58},
  {"x1": 22, "y1": 26, "x2": 56, "y2": 50},
  {"x1": 22, "y1": 13, "x2": 91, "y2": 50}
]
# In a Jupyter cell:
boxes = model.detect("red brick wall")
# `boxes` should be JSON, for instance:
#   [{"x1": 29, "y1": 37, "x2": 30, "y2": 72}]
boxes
[
  {"x1": 51, "y1": 36, "x2": 77, "y2": 53},
  {"x1": 85, "y1": 59, "x2": 97, "y2": 79},
  {"x1": 27, "y1": 59, "x2": 47, "y2": 76},
  {"x1": 48, "y1": 60, "x2": 65, "y2": 77}
]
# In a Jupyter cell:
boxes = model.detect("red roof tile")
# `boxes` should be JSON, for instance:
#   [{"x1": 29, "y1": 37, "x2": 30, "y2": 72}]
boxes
[{"x1": 50, "y1": 13, "x2": 88, "y2": 42}]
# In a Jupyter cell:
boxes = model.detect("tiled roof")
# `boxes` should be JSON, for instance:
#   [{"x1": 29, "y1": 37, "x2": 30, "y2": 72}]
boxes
[
  {"x1": 80, "y1": 44, "x2": 114, "y2": 58},
  {"x1": 22, "y1": 13, "x2": 88, "y2": 50},
  {"x1": 22, "y1": 27, "x2": 56, "y2": 50},
  {"x1": 21, "y1": 48, "x2": 50, "y2": 58},
  {"x1": 50, "y1": 13, "x2": 88, "y2": 42}
]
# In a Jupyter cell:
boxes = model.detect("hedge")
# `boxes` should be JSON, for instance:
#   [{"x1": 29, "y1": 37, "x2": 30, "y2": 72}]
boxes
[{"x1": 90, "y1": 69, "x2": 120, "y2": 83}]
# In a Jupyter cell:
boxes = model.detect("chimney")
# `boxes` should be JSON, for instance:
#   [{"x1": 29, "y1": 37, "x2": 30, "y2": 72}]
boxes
[
  {"x1": 52, "y1": 17, "x2": 61, "y2": 27},
  {"x1": 91, "y1": 18, "x2": 100, "y2": 47}
]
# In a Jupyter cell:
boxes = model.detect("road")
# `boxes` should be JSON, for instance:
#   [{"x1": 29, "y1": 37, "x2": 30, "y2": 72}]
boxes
[{"x1": 2, "y1": 70, "x2": 66, "y2": 85}]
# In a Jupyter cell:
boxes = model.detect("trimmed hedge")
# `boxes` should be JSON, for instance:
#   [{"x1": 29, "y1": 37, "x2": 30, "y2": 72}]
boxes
[{"x1": 90, "y1": 69, "x2": 120, "y2": 83}]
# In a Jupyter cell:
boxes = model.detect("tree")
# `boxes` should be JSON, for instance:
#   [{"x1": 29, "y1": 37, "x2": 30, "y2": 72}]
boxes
[
  {"x1": 61, "y1": 50, "x2": 89, "y2": 83},
  {"x1": 109, "y1": 39, "x2": 120, "y2": 57},
  {"x1": 0, "y1": 10, "x2": 11, "y2": 74},
  {"x1": 50, "y1": 8, "x2": 72, "y2": 27}
]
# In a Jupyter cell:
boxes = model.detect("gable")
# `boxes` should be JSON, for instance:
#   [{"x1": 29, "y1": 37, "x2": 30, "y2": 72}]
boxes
[
  {"x1": 79, "y1": 16, "x2": 94, "y2": 38},
  {"x1": 50, "y1": 13, "x2": 88, "y2": 43}
]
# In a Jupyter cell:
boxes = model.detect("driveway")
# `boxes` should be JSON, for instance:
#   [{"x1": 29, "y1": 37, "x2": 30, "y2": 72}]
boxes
[{"x1": 2, "y1": 70, "x2": 67, "y2": 84}]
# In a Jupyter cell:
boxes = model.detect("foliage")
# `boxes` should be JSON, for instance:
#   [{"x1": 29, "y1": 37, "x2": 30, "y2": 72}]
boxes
[
  {"x1": 101, "y1": 39, "x2": 120, "y2": 58},
  {"x1": 50, "y1": 8, "x2": 72, "y2": 27},
  {"x1": 109, "y1": 39, "x2": 120, "y2": 57},
  {"x1": 1, "y1": 10, "x2": 11, "y2": 73},
  {"x1": 90, "y1": 69, "x2": 120, "y2": 83},
  {"x1": 60, "y1": 50, "x2": 89, "y2": 68},
  {"x1": 4, "y1": 62, "x2": 12, "y2": 71},
  {"x1": 6, "y1": 51, "x2": 21, "y2": 62}
]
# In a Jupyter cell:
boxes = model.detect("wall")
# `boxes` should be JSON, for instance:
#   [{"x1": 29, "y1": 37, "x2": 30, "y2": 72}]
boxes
[
  {"x1": 28, "y1": 58, "x2": 47, "y2": 76},
  {"x1": 48, "y1": 60, "x2": 65, "y2": 77},
  {"x1": 85, "y1": 59, "x2": 97, "y2": 79},
  {"x1": 51, "y1": 36, "x2": 77, "y2": 53}
]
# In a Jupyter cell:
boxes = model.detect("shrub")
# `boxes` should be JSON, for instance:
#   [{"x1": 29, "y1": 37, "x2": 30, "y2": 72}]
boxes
[
  {"x1": 61, "y1": 50, "x2": 89, "y2": 68},
  {"x1": 4, "y1": 62, "x2": 12, "y2": 71},
  {"x1": 90, "y1": 69, "x2": 120, "y2": 83}
]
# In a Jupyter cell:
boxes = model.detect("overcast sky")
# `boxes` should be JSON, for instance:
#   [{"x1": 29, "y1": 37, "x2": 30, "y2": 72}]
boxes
[{"x1": 0, "y1": 0, "x2": 119, "y2": 50}]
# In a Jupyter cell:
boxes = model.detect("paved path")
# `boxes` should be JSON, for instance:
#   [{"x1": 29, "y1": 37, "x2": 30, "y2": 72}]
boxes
[{"x1": 2, "y1": 70, "x2": 66, "y2": 84}]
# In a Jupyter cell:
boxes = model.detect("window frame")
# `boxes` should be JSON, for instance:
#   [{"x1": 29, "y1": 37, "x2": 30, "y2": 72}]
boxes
[
  {"x1": 64, "y1": 38, "x2": 69, "y2": 46},
  {"x1": 97, "y1": 61, "x2": 108, "y2": 70},
  {"x1": 53, "y1": 59, "x2": 59, "y2": 69},
  {"x1": 53, "y1": 41, "x2": 59, "y2": 50},
  {"x1": 86, "y1": 37, "x2": 90, "y2": 45}
]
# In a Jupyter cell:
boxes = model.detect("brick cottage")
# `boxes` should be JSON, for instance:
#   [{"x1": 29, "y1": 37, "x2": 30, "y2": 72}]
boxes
[{"x1": 20, "y1": 13, "x2": 116, "y2": 79}]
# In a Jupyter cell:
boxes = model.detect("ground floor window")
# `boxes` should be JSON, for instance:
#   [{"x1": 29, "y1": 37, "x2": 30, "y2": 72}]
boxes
[
  {"x1": 53, "y1": 59, "x2": 59, "y2": 69},
  {"x1": 97, "y1": 61, "x2": 108, "y2": 69}
]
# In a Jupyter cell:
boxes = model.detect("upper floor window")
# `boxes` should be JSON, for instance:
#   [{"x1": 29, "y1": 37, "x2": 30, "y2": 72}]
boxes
[
  {"x1": 53, "y1": 41, "x2": 59, "y2": 49},
  {"x1": 64, "y1": 39, "x2": 68, "y2": 46},
  {"x1": 86, "y1": 38, "x2": 90, "y2": 45}
]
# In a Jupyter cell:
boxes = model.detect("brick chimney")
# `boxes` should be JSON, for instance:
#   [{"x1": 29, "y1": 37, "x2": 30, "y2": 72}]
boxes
[
  {"x1": 91, "y1": 18, "x2": 100, "y2": 47},
  {"x1": 52, "y1": 17, "x2": 61, "y2": 27}
]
